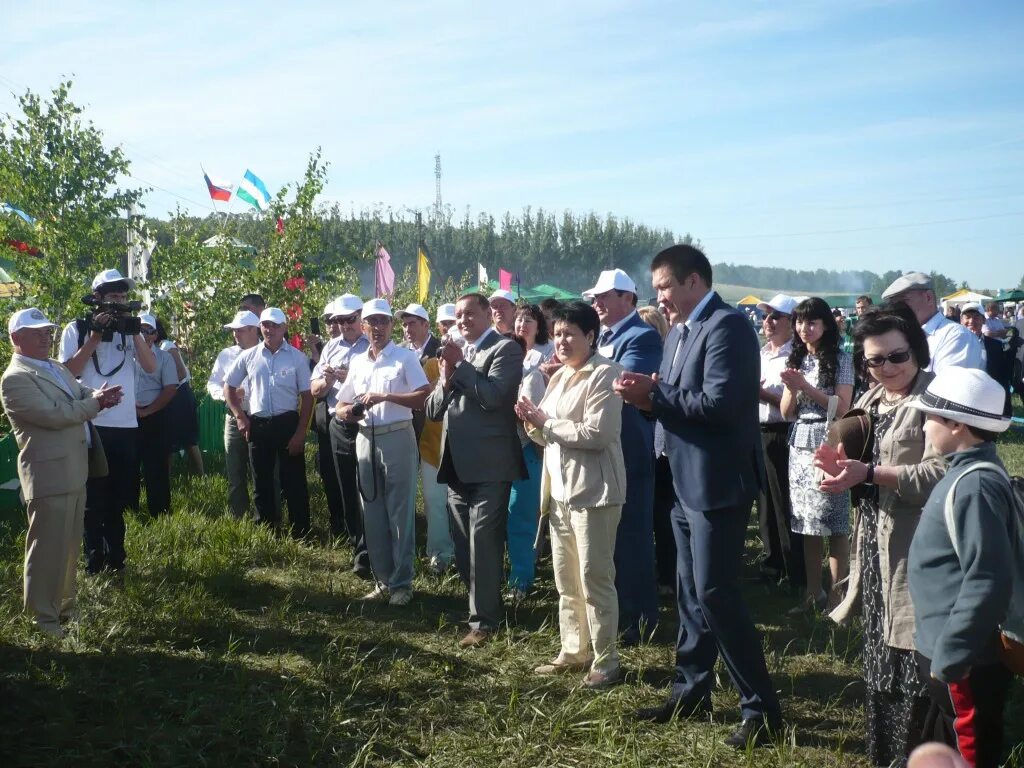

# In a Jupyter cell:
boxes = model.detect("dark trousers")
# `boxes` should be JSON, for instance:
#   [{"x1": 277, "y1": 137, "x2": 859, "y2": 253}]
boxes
[
  {"x1": 249, "y1": 412, "x2": 310, "y2": 538},
  {"x1": 671, "y1": 502, "x2": 780, "y2": 721},
  {"x1": 917, "y1": 653, "x2": 1011, "y2": 768},
  {"x1": 448, "y1": 478, "x2": 510, "y2": 632},
  {"x1": 138, "y1": 408, "x2": 171, "y2": 517},
  {"x1": 758, "y1": 423, "x2": 804, "y2": 588},
  {"x1": 614, "y1": 459, "x2": 659, "y2": 639},
  {"x1": 329, "y1": 417, "x2": 368, "y2": 571},
  {"x1": 313, "y1": 403, "x2": 344, "y2": 537},
  {"x1": 653, "y1": 455, "x2": 677, "y2": 588},
  {"x1": 84, "y1": 425, "x2": 138, "y2": 573}
]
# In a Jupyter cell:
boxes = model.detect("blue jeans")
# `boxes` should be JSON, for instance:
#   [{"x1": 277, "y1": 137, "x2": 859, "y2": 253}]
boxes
[{"x1": 507, "y1": 443, "x2": 541, "y2": 591}]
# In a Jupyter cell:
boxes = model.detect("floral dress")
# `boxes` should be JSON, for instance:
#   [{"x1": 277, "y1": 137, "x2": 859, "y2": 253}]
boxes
[
  {"x1": 788, "y1": 351, "x2": 854, "y2": 536},
  {"x1": 860, "y1": 403, "x2": 929, "y2": 767}
]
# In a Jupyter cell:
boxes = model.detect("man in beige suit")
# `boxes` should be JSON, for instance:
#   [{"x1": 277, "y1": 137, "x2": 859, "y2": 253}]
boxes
[{"x1": 0, "y1": 308, "x2": 121, "y2": 637}]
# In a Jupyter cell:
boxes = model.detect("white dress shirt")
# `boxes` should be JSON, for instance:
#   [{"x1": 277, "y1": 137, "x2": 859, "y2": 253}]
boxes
[
  {"x1": 312, "y1": 334, "x2": 369, "y2": 408},
  {"x1": 208, "y1": 345, "x2": 249, "y2": 411},
  {"x1": 225, "y1": 341, "x2": 312, "y2": 417},
  {"x1": 337, "y1": 341, "x2": 429, "y2": 426},
  {"x1": 759, "y1": 339, "x2": 793, "y2": 424},
  {"x1": 921, "y1": 311, "x2": 984, "y2": 373}
]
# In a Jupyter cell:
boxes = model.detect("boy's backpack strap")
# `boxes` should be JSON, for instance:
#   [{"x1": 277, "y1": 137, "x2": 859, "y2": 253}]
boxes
[{"x1": 942, "y1": 461, "x2": 1013, "y2": 560}]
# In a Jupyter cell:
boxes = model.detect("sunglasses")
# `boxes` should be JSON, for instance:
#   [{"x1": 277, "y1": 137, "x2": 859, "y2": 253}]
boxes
[
  {"x1": 330, "y1": 314, "x2": 360, "y2": 325},
  {"x1": 864, "y1": 349, "x2": 912, "y2": 368},
  {"x1": 141, "y1": 328, "x2": 158, "y2": 335},
  {"x1": 764, "y1": 313, "x2": 789, "y2": 322}
]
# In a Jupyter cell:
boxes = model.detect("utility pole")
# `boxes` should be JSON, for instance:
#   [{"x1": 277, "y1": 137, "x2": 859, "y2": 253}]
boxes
[{"x1": 434, "y1": 153, "x2": 442, "y2": 222}]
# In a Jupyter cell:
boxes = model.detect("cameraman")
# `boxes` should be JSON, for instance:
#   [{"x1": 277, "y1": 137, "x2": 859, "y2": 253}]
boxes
[{"x1": 59, "y1": 269, "x2": 156, "y2": 575}]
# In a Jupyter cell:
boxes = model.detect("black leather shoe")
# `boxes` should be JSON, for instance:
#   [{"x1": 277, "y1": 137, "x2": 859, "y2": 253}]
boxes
[
  {"x1": 634, "y1": 697, "x2": 712, "y2": 724},
  {"x1": 724, "y1": 716, "x2": 783, "y2": 748}
]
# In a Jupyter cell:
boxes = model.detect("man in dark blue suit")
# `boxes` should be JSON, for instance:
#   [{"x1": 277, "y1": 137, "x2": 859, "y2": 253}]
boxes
[
  {"x1": 615, "y1": 245, "x2": 781, "y2": 749},
  {"x1": 584, "y1": 268, "x2": 663, "y2": 645}
]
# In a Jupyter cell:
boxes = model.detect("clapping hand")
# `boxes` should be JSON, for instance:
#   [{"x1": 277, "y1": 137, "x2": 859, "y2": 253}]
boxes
[
  {"x1": 613, "y1": 371, "x2": 656, "y2": 411},
  {"x1": 779, "y1": 368, "x2": 807, "y2": 393},
  {"x1": 93, "y1": 383, "x2": 123, "y2": 410},
  {"x1": 514, "y1": 396, "x2": 550, "y2": 428},
  {"x1": 814, "y1": 442, "x2": 869, "y2": 492}
]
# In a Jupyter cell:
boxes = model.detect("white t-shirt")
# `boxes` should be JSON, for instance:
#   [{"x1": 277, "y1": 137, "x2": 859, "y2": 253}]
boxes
[{"x1": 59, "y1": 321, "x2": 140, "y2": 428}]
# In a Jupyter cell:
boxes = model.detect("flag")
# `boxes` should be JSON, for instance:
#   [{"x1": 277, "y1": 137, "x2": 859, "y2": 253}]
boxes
[
  {"x1": 1, "y1": 203, "x2": 35, "y2": 225},
  {"x1": 237, "y1": 170, "x2": 271, "y2": 211},
  {"x1": 417, "y1": 245, "x2": 431, "y2": 303},
  {"x1": 202, "y1": 172, "x2": 233, "y2": 202},
  {"x1": 375, "y1": 243, "x2": 395, "y2": 297},
  {"x1": 498, "y1": 268, "x2": 513, "y2": 291},
  {"x1": 478, "y1": 263, "x2": 488, "y2": 288}
]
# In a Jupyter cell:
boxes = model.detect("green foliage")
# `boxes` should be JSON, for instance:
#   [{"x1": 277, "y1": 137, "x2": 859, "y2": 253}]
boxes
[
  {"x1": 148, "y1": 150, "x2": 361, "y2": 390},
  {"x1": 0, "y1": 80, "x2": 142, "y2": 324}
]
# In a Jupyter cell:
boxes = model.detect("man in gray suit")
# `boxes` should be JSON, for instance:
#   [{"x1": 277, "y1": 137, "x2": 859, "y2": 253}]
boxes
[{"x1": 425, "y1": 292, "x2": 526, "y2": 647}]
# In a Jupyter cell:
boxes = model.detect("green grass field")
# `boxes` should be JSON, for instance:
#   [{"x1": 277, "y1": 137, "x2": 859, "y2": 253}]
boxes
[{"x1": 1, "y1": 428, "x2": 1023, "y2": 766}]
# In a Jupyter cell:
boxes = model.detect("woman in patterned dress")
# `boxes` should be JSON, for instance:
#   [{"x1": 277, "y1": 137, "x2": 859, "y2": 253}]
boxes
[
  {"x1": 817, "y1": 304, "x2": 945, "y2": 767},
  {"x1": 780, "y1": 298, "x2": 854, "y2": 613}
]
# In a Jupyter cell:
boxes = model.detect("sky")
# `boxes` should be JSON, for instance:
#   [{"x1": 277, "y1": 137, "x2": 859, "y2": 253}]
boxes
[{"x1": 3, "y1": 0, "x2": 1024, "y2": 289}]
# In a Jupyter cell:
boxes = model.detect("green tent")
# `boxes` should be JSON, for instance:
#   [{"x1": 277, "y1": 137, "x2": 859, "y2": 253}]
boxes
[
  {"x1": 995, "y1": 289, "x2": 1024, "y2": 302},
  {"x1": 478, "y1": 279, "x2": 579, "y2": 302}
]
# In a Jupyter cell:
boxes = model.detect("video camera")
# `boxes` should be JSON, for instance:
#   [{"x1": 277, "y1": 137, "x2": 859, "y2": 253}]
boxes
[{"x1": 81, "y1": 295, "x2": 143, "y2": 341}]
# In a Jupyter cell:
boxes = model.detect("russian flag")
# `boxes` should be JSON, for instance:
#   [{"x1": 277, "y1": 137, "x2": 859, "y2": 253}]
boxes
[{"x1": 203, "y1": 172, "x2": 233, "y2": 202}]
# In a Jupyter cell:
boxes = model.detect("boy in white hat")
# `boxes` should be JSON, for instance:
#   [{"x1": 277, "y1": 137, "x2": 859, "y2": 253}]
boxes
[{"x1": 907, "y1": 367, "x2": 1015, "y2": 768}]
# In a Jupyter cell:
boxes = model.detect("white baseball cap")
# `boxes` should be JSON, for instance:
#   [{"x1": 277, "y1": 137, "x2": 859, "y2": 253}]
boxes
[
  {"x1": 322, "y1": 299, "x2": 337, "y2": 318},
  {"x1": 259, "y1": 307, "x2": 288, "y2": 325},
  {"x1": 224, "y1": 310, "x2": 260, "y2": 329},
  {"x1": 756, "y1": 293, "x2": 799, "y2": 317},
  {"x1": 8, "y1": 307, "x2": 57, "y2": 335},
  {"x1": 91, "y1": 268, "x2": 136, "y2": 292},
  {"x1": 582, "y1": 268, "x2": 637, "y2": 298},
  {"x1": 489, "y1": 289, "x2": 516, "y2": 305},
  {"x1": 959, "y1": 302, "x2": 983, "y2": 316},
  {"x1": 907, "y1": 367, "x2": 1011, "y2": 433},
  {"x1": 397, "y1": 303, "x2": 429, "y2": 321},
  {"x1": 139, "y1": 313, "x2": 157, "y2": 329},
  {"x1": 436, "y1": 303, "x2": 456, "y2": 323},
  {"x1": 334, "y1": 293, "x2": 363, "y2": 315},
  {"x1": 362, "y1": 298, "x2": 393, "y2": 318}
]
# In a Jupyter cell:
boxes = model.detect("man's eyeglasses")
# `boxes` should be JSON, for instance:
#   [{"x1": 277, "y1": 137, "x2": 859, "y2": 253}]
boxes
[
  {"x1": 864, "y1": 349, "x2": 912, "y2": 368},
  {"x1": 764, "y1": 313, "x2": 789, "y2": 322},
  {"x1": 329, "y1": 314, "x2": 359, "y2": 325},
  {"x1": 364, "y1": 316, "x2": 391, "y2": 327},
  {"x1": 141, "y1": 328, "x2": 158, "y2": 336}
]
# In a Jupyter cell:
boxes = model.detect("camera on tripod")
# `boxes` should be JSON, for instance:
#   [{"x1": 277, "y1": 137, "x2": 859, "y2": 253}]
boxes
[{"x1": 81, "y1": 295, "x2": 143, "y2": 341}]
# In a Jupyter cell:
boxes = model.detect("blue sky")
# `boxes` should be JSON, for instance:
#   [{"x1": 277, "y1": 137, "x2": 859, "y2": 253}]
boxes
[{"x1": 3, "y1": 0, "x2": 1023, "y2": 289}]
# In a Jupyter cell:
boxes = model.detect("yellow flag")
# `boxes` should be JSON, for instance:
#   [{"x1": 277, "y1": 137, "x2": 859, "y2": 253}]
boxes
[{"x1": 417, "y1": 246, "x2": 431, "y2": 303}]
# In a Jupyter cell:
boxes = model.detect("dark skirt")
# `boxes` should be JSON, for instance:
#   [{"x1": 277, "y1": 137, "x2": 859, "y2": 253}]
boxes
[{"x1": 165, "y1": 381, "x2": 200, "y2": 451}]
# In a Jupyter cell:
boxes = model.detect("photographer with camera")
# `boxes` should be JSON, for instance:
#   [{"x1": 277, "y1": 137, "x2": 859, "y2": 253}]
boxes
[
  {"x1": 59, "y1": 269, "x2": 157, "y2": 575},
  {"x1": 337, "y1": 299, "x2": 430, "y2": 606}
]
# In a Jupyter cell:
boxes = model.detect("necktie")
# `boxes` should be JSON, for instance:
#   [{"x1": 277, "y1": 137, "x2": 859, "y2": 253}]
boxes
[
  {"x1": 599, "y1": 329, "x2": 613, "y2": 347},
  {"x1": 465, "y1": 344, "x2": 477, "y2": 363},
  {"x1": 670, "y1": 324, "x2": 689, "y2": 372}
]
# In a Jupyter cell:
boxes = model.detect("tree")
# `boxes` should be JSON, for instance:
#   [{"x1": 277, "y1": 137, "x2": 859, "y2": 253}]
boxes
[{"x1": 0, "y1": 81, "x2": 142, "y2": 326}]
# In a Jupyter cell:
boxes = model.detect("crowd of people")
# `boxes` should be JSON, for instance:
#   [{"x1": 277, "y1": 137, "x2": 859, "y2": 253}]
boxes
[{"x1": 2, "y1": 251, "x2": 1022, "y2": 764}]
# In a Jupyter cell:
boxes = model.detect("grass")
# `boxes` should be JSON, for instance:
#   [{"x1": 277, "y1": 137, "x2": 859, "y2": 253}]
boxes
[{"x1": 1, "y1": 426, "x2": 1023, "y2": 767}]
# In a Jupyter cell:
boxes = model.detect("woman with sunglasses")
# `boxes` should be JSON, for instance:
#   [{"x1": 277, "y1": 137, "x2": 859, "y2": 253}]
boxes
[{"x1": 815, "y1": 303, "x2": 946, "y2": 768}]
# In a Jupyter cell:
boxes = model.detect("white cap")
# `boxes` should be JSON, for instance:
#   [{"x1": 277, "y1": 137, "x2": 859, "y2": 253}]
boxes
[
  {"x1": 334, "y1": 293, "x2": 363, "y2": 315},
  {"x1": 322, "y1": 299, "x2": 337, "y2": 318},
  {"x1": 91, "y1": 268, "x2": 136, "y2": 292},
  {"x1": 756, "y1": 293, "x2": 799, "y2": 317},
  {"x1": 907, "y1": 367, "x2": 1011, "y2": 433},
  {"x1": 362, "y1": 298, "x2": 392, "y2": 318},
  {"x1": 436, "y1": 303, "x2": 456, "y2": 323},
  {"x1": 489, "y1": 289, "x2": 516, "y2": 305},
  {"x1": 397, "y1": 303, "x2": 429, "y2": 321},
  {"x1": 8, "y1": 307, "x2": 57, "y2": 335},
  {"x1": 260, "y1": 307, "x2": 288, "y2": 325},
  {"x1": 960, "y1": 302, "x2": 983, "y2": 315},
  {"x1": 224, "y1": 310, "x2": 260, "y2": 329},
  {"x1": 139, "y1": 313, "x2": 157, "y2": 329},
  {"x1": 881, "y1": 271, "x2": 932, "y2": 300},
  {"x1": 582, "y1": 268, "x2": 637, "y2": 298}
]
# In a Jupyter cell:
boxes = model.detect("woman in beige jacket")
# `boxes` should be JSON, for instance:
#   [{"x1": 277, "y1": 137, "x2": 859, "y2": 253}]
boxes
[
  {"x1": 814, "y1": 304, "x2": 946, "y2": 768},
  {"x1": 516, "y1": 301, "x2": 626, "y2": 690}
]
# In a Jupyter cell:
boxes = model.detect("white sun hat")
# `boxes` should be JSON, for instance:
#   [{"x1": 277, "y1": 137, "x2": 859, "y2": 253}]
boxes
[
  {"x1": 362, "y1": 298, "x2": 393, "y2": 318},
  {"x1": 259, "y1": 307, "x2": 288, "y2": 325},
  {"x1": 436, "y1": 303, "x2": 456, "y2": 323},
  {"x1": 8, "y1": 307, "x2": 57, "y2": 335},
  {"x1": 397, "y1": 303, "x2": 429, "y2": 321},
  {"x1": 334, "y1": 293, "x2": 363, "y2": 315},
  {"x1": 907, "y1": 366, "x2": 1011, "y2": 433},
  {"x1": 489, "y1": 289, "x2": 516, "y2": 305},
  {"x1": 224, "y1": 310, "x2": 260, "y2": 330},
  {"x1": 582, "y1": 268, "x2": 637, "y2": 298},
  {"x1": 756, "y1": 293, "x2": 799, "y2": 317}
]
